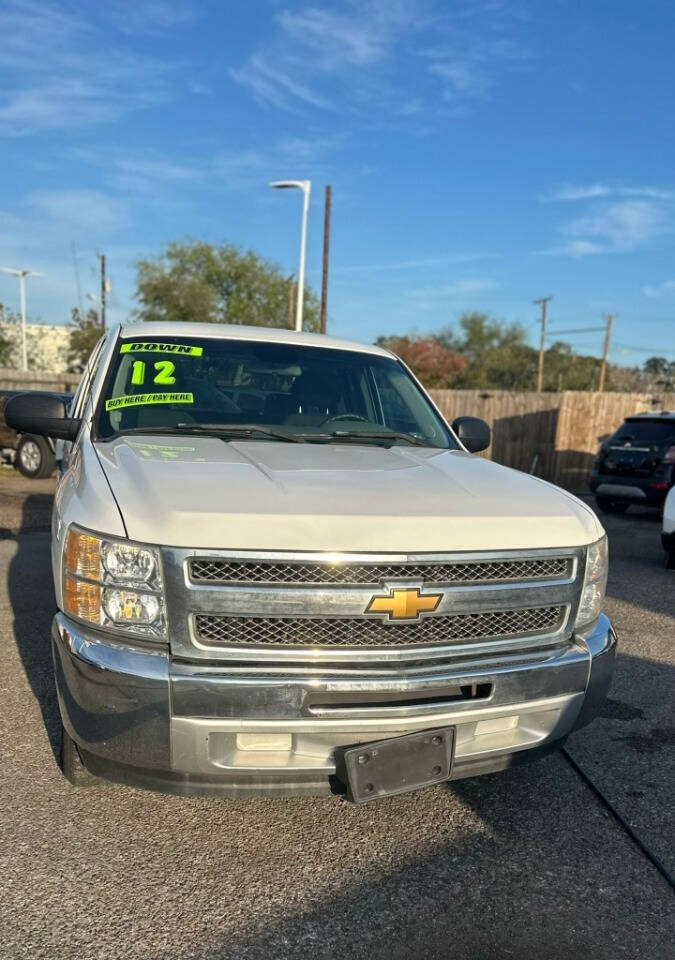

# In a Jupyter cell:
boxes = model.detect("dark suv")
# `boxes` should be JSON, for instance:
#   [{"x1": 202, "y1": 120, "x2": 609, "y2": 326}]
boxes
[{"x1": 589, "y1": 412, "x2": 675, "y2": 513}]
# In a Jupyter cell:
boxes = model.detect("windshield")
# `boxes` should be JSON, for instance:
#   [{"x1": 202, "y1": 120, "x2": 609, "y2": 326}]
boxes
[
  {"x1": 95, "y1": 336, "x2": 456, "y2": 448},
  {"x1": 611, "y1": 419, "x2": 675, "y2": 446}
]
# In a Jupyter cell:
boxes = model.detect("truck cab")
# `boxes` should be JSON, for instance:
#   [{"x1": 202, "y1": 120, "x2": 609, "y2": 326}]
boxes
[{"x1": 5, "y1": 322, "x2": 616, "y2": 802}]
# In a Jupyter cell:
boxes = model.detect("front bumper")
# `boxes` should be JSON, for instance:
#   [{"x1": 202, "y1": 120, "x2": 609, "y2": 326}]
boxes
[{"x1": 52, "y1": 613, "x2": 617, "y2": 797}]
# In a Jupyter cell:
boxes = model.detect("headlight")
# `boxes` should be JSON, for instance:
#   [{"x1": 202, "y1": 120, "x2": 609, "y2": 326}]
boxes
[
  {"x1": 101, "y1": 541, "x2": 156, "y2": 582},
  {"x1": 575, "y1": 536, "x2": 608, "y2": 630},
  {"x1": 63, "y1": 526, "x2": 166, "y2": 639}
]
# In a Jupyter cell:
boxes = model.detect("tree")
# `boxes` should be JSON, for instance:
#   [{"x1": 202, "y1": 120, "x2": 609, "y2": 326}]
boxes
[
  {"x1": 644, "y1": 357, "x2": 670, "y2": 378},
  {"x1": 68, "y1": 308, "x2": 103, "y2": 371},
  {"x1": 437, "y1": 313, "x2": 538, "y2": 390},
  {"x1": 643, "y1": 356, "x2": 675, "y2": 391},
  {"x1": 135, "y1": 241, "x2": 320, "y2": 331},
  {"x1": 376, "y1": 335, "x2": 466, "y2": 387},
  {"x1": 0, "y1": 305, "x2": 14, "y2": 366},
  {"x1": 377, "y1": 313, "x2": 613, "y2": 391}
]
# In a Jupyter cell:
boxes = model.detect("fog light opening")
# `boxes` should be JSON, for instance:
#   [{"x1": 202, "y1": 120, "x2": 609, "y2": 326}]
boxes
[
  {"x1": 475, "y1": 715, "x2": 519, "y2": 737},
  {"x1": 236, "y1": 733, "x2": 293, "y2": 753}
]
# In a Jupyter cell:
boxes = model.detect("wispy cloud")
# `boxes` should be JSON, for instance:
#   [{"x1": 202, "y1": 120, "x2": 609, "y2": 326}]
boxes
[
  {"x1": 543, "y1": 183, "x2": 675, "y2": 202},
  {"x1": 231, "y1": 0, "x2": 533, "y2": 120},
  {"x1": 539, "y1": 184, "x2": 674, "y2": 257},
  {"x1": 71, "y1": 135, "x2": 343, "y2": 199},
  {"x1": 424, "y1": 34, "x2": 531, "y2": 103},
  {"x1": 643, "y1": 279, "x2": 675, "y2": 299},
  {"x1": 106, "y1": 1, "x2": 197, "y2": 34},
  {"x1": 0, "y1": 1, "x2": 197, "y2": 136}
]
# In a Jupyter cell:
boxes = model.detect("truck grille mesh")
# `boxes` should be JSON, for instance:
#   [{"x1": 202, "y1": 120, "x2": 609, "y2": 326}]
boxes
[
  {"x1": 188, "y1": 556, "x2": 570, "y2": 587},
  {"x1": 194, "y1": 606, "x2": 564, "y2": 648}
]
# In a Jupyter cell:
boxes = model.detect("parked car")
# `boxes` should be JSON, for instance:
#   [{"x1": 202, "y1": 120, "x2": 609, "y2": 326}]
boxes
[
  {"x1": 662, "y1": 486, "x2": 675, "y2": 569},
  {"x1": 0, "y1": 389, "x2": 71, "y2": 478},
  {"x1": 589, "y1": 411, "x2": 675, "y2": 513},
  {"x1": 5, "y1": 323, "x2": 615, "y2": 803}
]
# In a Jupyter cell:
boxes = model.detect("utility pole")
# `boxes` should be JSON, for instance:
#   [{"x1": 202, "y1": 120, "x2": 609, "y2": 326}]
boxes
[
  {"x1": 534, "y1": 296, "x2": 552, "y2": 393},
  {"x1": 598, "y1": 314, "x2": 614, "y2": 393},
  {"x1": 97, "y1": 252, "x2": 106, "y2": 329},
  {"x1": 71, "y1": 241, "x2": 84, "y2": 317},
  {"x1": 320, "y1": 185, "x2": 331, "y2": 334}
]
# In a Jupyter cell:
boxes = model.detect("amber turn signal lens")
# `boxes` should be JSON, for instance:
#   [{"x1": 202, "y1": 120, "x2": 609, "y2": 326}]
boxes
[
  {"x1": 64, "y1": 574, "x2": 101, "y2": 623},
  {"x1": 64, "y1": 529, "x2": 101, "y2": 580}
]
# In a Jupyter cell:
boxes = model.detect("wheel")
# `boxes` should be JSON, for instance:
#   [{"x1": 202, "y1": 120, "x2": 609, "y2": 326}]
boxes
[
  {"x1": 60, "y1": 724, "x2": 96, "y2": 787},
  {"x1": 15, "y1": 434, "x2": 55, "y2": 479},
  {"x1": 595, "y1": 496, "x2": 629, "y2": 514}
]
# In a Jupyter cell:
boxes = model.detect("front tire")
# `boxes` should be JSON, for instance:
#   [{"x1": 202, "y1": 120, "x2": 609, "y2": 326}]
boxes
[
  {"x1": 596, "y1": 496, "x2": 629, "y2": 514},
  {"x1": 15, "y1": 435, "x2": 55, "y2": 479},
  {"x1": 60, "y1": 725, "x2": 96, "y2": 787}
]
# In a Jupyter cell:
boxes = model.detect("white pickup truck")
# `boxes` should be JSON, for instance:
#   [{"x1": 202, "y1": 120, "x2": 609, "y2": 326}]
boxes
[{"x1": 5, "y1": 323, "x2": 616, "y2": 802}]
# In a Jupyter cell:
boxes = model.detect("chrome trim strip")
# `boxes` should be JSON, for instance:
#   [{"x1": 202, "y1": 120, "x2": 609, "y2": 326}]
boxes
[
  {"x1": 179, "y1": 546, "x2": 581, "y2": 565},
  {"x1": 180, "y1": 581, "x2": 573, "y2": 616}
]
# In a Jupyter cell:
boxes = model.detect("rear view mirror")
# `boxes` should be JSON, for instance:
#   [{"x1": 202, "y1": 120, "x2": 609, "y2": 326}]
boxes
[
  {"x1": 4, "y1": 392, "x2": 81, "y2": 442},
  {"x1": 451, "y1": 416, "x2": 491, "y2": 453}
]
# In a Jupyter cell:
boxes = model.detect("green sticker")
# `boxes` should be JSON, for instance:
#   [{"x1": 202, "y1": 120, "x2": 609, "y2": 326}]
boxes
[
  {"x1": 105, "y1": 392, "x2": 194, "y2": 411},
  {"x1": 120, "y1": 342, "x2": 203, "y2": 356}
]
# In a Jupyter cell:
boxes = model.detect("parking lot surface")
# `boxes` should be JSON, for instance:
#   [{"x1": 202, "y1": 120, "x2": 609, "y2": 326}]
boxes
[{"x1": 0, "y1": 484, "x2": 673, "y2": 960}]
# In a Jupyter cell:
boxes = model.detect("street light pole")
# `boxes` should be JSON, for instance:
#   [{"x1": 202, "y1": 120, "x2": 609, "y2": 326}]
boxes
[
  {"x1": 270, "y1": 180, "x2": 311, "y2": 332},
  {"x1": 18, "y1": 272, "x2": 27, "y2": 372},
  {"x1": 0, "y1": 267, "x2": 43, "y2": 371}
]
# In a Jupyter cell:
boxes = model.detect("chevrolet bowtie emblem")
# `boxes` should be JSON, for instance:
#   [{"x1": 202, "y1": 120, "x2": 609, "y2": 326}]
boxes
[{"x1": 365, "y1": 587, "x2": 442, "y2": 621}]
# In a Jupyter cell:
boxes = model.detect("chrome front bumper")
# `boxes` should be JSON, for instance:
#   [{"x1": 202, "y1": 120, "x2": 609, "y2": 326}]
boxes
[{"x1": 52, "y1": 613, "x2": 617, "y2": 797}]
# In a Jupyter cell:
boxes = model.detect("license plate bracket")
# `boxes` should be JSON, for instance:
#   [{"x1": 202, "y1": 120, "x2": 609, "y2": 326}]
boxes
[{"x1": 339, "y1": 728, "x2": 455, "y2": 804}]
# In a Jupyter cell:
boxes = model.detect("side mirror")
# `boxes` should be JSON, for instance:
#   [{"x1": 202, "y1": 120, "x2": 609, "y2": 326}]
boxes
[
  {"x1": 451, "y1": 416, "x2": 491, "y2": 453},
  {"x1": 4, "y1": 392, "x2": 81, "y2": 442}
]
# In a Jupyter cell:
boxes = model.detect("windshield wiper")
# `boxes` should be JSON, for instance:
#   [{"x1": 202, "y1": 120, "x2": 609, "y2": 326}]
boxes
[
  {"x1": 176, "y1": 423, "x2": 308, "y2": 443},
  {"x1": 301, "y1": 430, "x2": 428, "y2": 447},
  {"x1": 109, "y1": 424, "x2": 306, "y2": 443},
  {"x1": 105, "y1": 424, "x2": 427, "y2": 446}
]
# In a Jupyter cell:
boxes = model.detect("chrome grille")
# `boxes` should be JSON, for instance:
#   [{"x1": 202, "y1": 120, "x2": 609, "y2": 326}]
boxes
[
  {"x1": 194, "y1": 606, "x2": 564, "y2": 648},
  {"x1": 188, "y1": 556, "x2": 571, "y2": 586}
]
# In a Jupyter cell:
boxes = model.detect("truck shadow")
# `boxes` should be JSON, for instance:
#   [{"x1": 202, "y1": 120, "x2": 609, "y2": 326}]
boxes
[{"x1": 5, "y1": 494, "x2": 60, "y2": 764}]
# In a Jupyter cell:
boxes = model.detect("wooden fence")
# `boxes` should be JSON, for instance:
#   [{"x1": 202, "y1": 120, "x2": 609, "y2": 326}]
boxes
[
  {"x1": 430, "y1": 389, "x2": 675, "y2": 490},
  {"x1": 2, "y1": 367, "x2": 673, "y2": 491},
  {"x1": 0, "y1": 368, "x2": 81, "y2": 393}
]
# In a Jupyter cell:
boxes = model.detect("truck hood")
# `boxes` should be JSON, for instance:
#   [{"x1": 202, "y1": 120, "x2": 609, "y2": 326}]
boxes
[{"x1": 94, "y1": 436, "x2": 602, "y2": 552}]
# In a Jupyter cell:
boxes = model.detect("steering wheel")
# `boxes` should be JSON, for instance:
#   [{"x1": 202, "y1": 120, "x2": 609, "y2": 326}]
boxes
[{"x1": 321, "y1": 413, "x2": 371, "y2": 425}]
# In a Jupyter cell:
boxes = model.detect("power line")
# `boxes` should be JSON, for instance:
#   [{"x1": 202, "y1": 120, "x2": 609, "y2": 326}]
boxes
[
  {"x1": 547, "y1": 326, "x2": 605, "y2": 335},
  {"x1": 614, "y1": 341, "x2": 675, "y2": 356}
]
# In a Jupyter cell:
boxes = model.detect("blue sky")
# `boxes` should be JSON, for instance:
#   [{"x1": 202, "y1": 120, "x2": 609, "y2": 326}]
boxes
[{"x1": 1, "y1": 0, "x2": 674, "y2": 364}]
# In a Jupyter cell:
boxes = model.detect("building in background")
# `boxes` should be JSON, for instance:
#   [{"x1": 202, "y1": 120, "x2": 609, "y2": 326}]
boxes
[{"x1": 0, "y1": 321, "x2": 69, "y2": 372}]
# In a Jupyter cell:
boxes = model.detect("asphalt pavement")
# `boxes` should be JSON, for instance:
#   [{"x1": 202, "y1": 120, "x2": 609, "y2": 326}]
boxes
[{"x1": 0, "y1": 479, "x2": 673, "y2": 960}]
